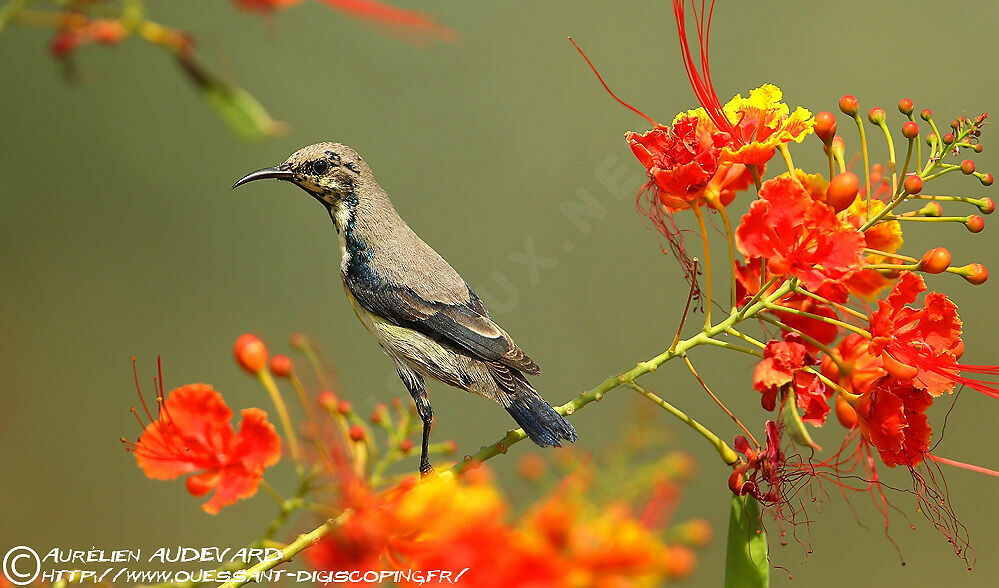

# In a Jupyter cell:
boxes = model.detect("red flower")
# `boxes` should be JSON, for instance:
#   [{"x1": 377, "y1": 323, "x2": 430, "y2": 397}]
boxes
[
  {"x1": 626, "y1": 118, "x2": 723, "y2": 212},
  {"x1": 753, "y1": 339, "x2": 831, "y2": 424},
  {"x1": 736, "y1": 176, "x2": 864, "y2": 291},
  {"x1": 855, "y1": 378, "x2": 933, "y2": 468},
  {"x1": 130, "y1": 384, "x2": 281, "y2": 514},
  {"x1": 231, "y1": 0, "x2": 302, "y2": 13},
  {"x1": 728, "y1": 421, "x2": 784, "y2": 504},
  {"x1": 821, "y1": 334, "x2": 886, "y2": 399},
  {"x1": 868, "y1": 271, "x2": 999, "y2": 398}
]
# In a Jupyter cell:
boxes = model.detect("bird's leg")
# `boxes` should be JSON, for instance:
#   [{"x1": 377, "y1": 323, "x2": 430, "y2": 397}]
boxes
[{"x1": 395, "y1": 363, "x2": 434, "y2": 477}]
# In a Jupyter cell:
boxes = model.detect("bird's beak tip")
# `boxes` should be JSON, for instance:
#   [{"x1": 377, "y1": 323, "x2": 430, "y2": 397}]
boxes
[{"x1": 232, "y1": 165, "x2": 293, "y2": 190}]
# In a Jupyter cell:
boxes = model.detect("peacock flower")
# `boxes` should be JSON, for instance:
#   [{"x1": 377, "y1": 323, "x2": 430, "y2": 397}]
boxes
[
  {"x1": 128, "y1": 384, "x2": 282, "y2": 514},
  {"x1": 868, "y1": 271, "x2": 999, "y2": 398},
  {"x1": 854, "y1": 378, "x2": 933, "y2": 468},
  {"x1": 753, "y1": 338, "x2": 831, "y2": 424},
  {"x1": 736, "y1": 175, "x2": 865, "y2": 292},
  {"x1": 676, "y1": 84, "x2": 814, "y2": 166}
]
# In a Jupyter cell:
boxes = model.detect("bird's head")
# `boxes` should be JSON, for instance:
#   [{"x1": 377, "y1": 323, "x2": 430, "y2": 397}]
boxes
[{"x1": 232, "y1": 142, "x2": 371, "y2": 207}]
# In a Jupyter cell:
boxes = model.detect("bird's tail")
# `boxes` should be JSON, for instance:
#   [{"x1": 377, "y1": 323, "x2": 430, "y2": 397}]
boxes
[{"x1": 504, "y1": 377, "x2": 577, "y2": 447}]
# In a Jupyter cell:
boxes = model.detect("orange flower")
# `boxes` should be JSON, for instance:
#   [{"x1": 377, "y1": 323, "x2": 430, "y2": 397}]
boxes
[
  {"x1": 231, "y1": 0, "x2": 302, "y2": 12},
  {"x1": 673, "y1": 1, "x2": 813, "y2": 165},
  {"x1": 821, "y1": 334, "x2": 886, "y2": 399},
  {"x1": 736, "y1": 176, "x2": 865, "y2": 292},
  {"x1": 855, "y1": 378, "x2": 933, "y2": 468},
  {"x1": 129, "y1": 384, "x2": 281, "y2": 514},
  {"x1": 728, "y1": 420, "x2": 784, "y2": 504},
  {"x1": 868, "y1": 271, "x2": 999, "y2": 398},
  {"x1": 753, "y1": 338, "x2": 831, "y2": 424}
]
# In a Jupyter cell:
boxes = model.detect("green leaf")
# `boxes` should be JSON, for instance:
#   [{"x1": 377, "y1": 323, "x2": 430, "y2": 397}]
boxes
[
  {"x1": 176, "y1": 53, "x2": 286, "y2": 141},
  {"x1": 724, "y1": 494, "x2": 769, "y2": 588}
]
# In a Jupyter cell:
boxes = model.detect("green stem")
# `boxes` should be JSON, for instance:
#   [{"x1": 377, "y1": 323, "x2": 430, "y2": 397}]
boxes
[
  {"x1": 257, "y1": 370, "x2": 302, "y2": 466},
  {"x1": 0, "y1": 0, "x2": 29, "y2": 33},
  {"x1": 765, "y1": 303, "x2": 871, "y2": 338},
  {"x1": 793, "y1": 285, "x2": 868, "y2": 322},
  {"x1": 217, "y1": 514, "x2": 350, "y2": 588},
  {"x1": 627, "y1": 381, "x2": 738, "y2": 464},
  {"x1": 444, "y1": 280, "x2": 797, "y2": 477},
  {"x1": 852, "y1": 112, "x2": 872, "y2": 221}
]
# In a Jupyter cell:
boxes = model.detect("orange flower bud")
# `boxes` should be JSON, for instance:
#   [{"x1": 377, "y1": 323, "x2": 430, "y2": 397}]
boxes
[
  {"x1": 903, "y1": 174, "x2": 923, "y2": 194},
  {"x1": 269, "y1": 354, "x2": 293, "y2": 378},
  {"x1": 369, "y1": 403, "x2": 387, "y2": 424},
  {"x1": 89, "y1": 19, "x2": 126, "y2": 45},
  {"x1": 919, "y1": 247, "x2": 951, "y2": 274},
  {"x1": 399, "y1": 438, "x2": 413, "y2": 452},
  {"x1": 337, "y1": 400, "x2": 353, "y2": 415},
  {"x1": 963, "y1": 263, "x2": 989, "y2": 285},
  {"x1": 920, "y1": 108, "x2": 933, "y2": 121},
  {"x1": 349, "y1": 424, "x2": 365, "y2": 442},
  {"x1": 814, "y1": 111, "x2": 837, "y2": 144},
  {"x1": 902, "y1": 121, "x2": 919, "y2": 139},
  {"x1": 973, "y1": 144, "x2": 984, "y2": 153},
  {"x1": 979, "y1": 197, "x2": 995, "y2": 214},
  {"x1": 826, "y1": 171, "x2": 860, "y2": 212},
  {"x1": 981, "y1": 172, "x2": 994, "y2": 186},
  {"x1": 839, "y1": 95, "x2": 859, "y2": 116},
  {"x1": 317, "y1": 390, "x2": 338, "y2": 409},
  {"x1": 943, "y1": 133, "x2": 955, "y2": 145},
  {"x1": 444, "y1": 439, "x2": 458, "y2": 454},
  {"x1": 834, "y1": 395, "x2": 858, "y2": 429},
  {"x1": 961, "y1": 160, "x2": 976, "y2": 175},
  {"x1": 898, "y1": 98, "x2": 914, "y2": 115},
  {"x1": 966, "y1": 215, "x2": 985, "y2": 233},
  {"x1": 516, "y1": 453, "x2": 546, "y2": 482},
  {"x1": 662, "y1": 545, "x2": 697, "y2": 579},
  {"x1": 289, "y1": 332, "x2": 309, "y2": 350},
  {"x1": 234, "y1": 334, "x2": 267, "y2": 373},
  {"x1": 868, "y1": 107, "x2": 886, "y2": 124}
]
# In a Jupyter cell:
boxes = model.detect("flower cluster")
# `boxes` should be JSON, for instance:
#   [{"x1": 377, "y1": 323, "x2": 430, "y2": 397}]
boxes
[
  {"x1": 124, "y1": 335, "x2": 710, "y2": 585},
  {"x1": 576, "y1": 0, "x2": 997, "y2": 568}
]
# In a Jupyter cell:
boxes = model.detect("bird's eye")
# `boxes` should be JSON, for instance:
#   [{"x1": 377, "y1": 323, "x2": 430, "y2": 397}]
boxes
[{"x1": 312, "y1": 159, "x2": 330, "y2": 175}]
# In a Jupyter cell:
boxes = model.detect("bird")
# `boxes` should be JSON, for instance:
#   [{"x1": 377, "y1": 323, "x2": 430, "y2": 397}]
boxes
[{"x1": 232, "y1": 142, "x2": 577, "y2": 475}]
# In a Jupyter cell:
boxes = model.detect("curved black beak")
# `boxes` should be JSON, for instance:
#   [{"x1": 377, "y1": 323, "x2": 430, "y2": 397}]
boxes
[{"x1": 231, "y1": 165, "x2": 294, "y2": 189}]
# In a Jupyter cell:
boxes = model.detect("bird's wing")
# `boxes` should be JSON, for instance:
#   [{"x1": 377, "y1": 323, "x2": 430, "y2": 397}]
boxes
[{"x1": 345, "y1": 275, "x2": 541, "y2": 375}]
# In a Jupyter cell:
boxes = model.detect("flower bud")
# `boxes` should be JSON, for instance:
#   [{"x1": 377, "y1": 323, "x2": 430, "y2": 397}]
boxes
[
  {"x1": 961, "y1": 160, "x2": 976, "y2": 175},
  {"x1": 902, "y1": 121, "x2": 919, "y2": 139},
  {"x1": 516, "y1": 453, "x2": 546, "y2": 482},
  {"x1": 898, "y1": 98, "x2": 914, "y2": 116},
  {"x1": 269, "y1": 354, "x2": 293, "y2": 378},
  {"x1": 962, "y1": 263, "x2": 989, "y2": 285},
  {"x1": 981, "y1": 172, "x2": 994, "y2": 186},
  {"x1": 337, "y1": 399, "x2": 353, "y2": 415},
  {"x1": 349, "y1": 424, "x2": 366, "y2": 442},
  {"x1": 943, "y1": 133, "x2": 955, "y2": 145},
  {"x1": 826, "y1": 171, "x2": 860, "y2": 212},
  {"x1": 317, "y1": 391, "x2": 338, "y2": 409},
  {"x1": 399, "y1": 438, "x2": 414, "y2": 452},
  {"x1": 919, "y1": 247, "x2": 951, "y2": 274},
  {"x1": 370, "y1": 403, "x2": 387, "y2": 424},
  {"x1": 966, "y1": 215, "x2": 985, "y2": 233},
  {"x1": 234, "y1": 334, "x2": 267, "y2": 374},
  {"x1": 289, "y1": 332, "x2": 309, "y2": 350},
  {"x1": 903, "y1": 174, "x2": 923, "y2": 194},
  {"x1": 839, "y1": 95, "x2": 859, "y2": 116},
  {"x1": 919, "y1": 201, "x2": 943, "y2": 217},
  {"x1": 920, "y1": 108, "x2": 933, "y2": 121},
  {"x1": 814, "y1": 111, "x2": 837, "y2": 144},
  {"x1": 979, "y1": 197, "x2": 995, "y2": 214},
  {"x1": 444, "y1": 439, "x2": 458, "y2": 454},
  {"x1": 834, "y1": 395, "x2": 858, "y2": 429},
  {"x1": 868, "y1": 107, "x2": 886, "y2": 125},
  {"x1": 973, "y1": 144, "x2": 984, "y2": 153}
]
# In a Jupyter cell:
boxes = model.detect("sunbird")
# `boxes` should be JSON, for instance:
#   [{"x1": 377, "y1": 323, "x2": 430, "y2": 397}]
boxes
[{"x1": 233, "y1": 142, "x2": 576, "y2": 474}]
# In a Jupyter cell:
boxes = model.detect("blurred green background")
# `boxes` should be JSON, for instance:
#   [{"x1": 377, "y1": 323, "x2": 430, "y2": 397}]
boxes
[{"x1": 2, "y1": 0, "x2": 998, "y2": 585}]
